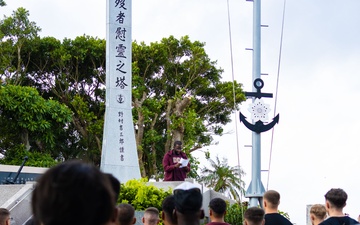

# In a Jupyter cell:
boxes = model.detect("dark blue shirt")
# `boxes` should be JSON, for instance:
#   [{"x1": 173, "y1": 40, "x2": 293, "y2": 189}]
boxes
[
  {"x1": 265, "y1": 213, "x2": 292, "y2": 225},
  {"x1": 319, "y1": 216, "x2": 359, "y2": 225}
]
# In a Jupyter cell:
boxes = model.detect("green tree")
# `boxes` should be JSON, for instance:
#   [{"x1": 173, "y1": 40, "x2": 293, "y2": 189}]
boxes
[
  {"x1": 0, "y1": 7, "x2": 41, "y2": 85},
  {"x1": 132, "y1": 36, "x2": 245, "y2": 178},
  {"x1": 0, "y1": 85, "x2": 72, "y2": 159},
  {"x1": 0, "y1": 0, "x2": 6, "y2": 7},
  {"x1": 199, "y1": 156, "x2": 246, "y2": 202},
  {"x1": 224, "y1": 201, "x2": 248, "y2": 225},
  {"x1": 11, "y1": 34, "x2": 106, "y2": 163},
  {"x1": 0, "y1": 145, "x2": 57, "y2": 167},
  {"x1": 0, "y1": 7, "x2": 107, "y2": 164},
  {"x1": 0, "y1": 8, "x2": 246, "y2": 174}
]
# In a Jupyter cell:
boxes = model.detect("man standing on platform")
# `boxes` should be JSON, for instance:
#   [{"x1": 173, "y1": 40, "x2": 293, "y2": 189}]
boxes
[{"x1": 162, "y1": 141, "x2": 190, "y2": 181}]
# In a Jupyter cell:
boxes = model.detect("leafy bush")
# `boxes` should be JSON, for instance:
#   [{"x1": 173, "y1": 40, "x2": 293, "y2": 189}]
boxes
[
  {"x1": 119, "y1": 178, "x2": 172, "y2": 210},
  {"x1": 225, "y1": 201, "x2": 248, "y2": 225},
  {"x1": 223, "y1": 202, "x2": 291, "y2": 224}
]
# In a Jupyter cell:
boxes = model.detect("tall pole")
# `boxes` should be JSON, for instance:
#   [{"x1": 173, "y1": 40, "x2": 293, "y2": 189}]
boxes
[
  {"x1": 240, "y1": 0, "x2": 280, "y2": 208},
  {"x1": 247, "y1": 0, "x2": 266, "y2": 207}
]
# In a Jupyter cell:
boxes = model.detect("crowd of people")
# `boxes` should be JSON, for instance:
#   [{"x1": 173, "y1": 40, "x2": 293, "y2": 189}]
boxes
[{"x1": 1, "y1": 159, "x2": 359, "y2": 225}]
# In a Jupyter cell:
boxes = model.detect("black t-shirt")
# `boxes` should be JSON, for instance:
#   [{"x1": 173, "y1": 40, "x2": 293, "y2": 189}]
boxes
[
  {"x1": 319, "y1": 216, "x2": 359, "y2": 225},
  {"x1": 265, "y1": 213, "x2": 292, "y2": 225}
]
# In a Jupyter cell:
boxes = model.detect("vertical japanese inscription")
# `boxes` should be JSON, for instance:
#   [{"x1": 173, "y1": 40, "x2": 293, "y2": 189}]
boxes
[
  {"x1": 102, "y1": 0, "x2": 140, "y2": 183},
  {"x1": 118, "y1": 111, "x2": 124, "y2": 161},
  {"x1": 111, "y1": 0, "x2": 129, "y2": 162},
  {"x1": 114, "y1": 0, "x2": 128, "y2": 90}
]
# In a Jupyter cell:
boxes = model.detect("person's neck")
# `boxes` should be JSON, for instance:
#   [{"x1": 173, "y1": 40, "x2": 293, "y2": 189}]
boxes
[
  {"x1": 265, "y1": 207, "x2": 278, "y2": 214},
  {"x1": 328, "y1": 208, "x2": 345, "y2": 217},
  {"x1": 312, "y1": 218, "x2": 323, "y2": 225},
  {"x1": 177, "y1": 214, "x2": 201, "y2": 225},
  {"x1": 210, "y1": 216, "x2": 225, "y2": 223}
]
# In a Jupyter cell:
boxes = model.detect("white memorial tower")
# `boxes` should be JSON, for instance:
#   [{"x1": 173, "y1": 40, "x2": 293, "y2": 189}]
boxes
[{"x1": 100, "y1": 0, "x2": 141, "y2": 183}]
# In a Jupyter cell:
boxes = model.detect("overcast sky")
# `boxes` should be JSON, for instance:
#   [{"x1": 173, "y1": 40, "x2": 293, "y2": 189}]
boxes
[{"x1": 2, "y1": 1, "x2": 360, "y2": 224}]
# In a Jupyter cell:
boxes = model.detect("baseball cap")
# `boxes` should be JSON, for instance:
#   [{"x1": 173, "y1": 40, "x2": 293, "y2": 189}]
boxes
[{"x1": 173, "y1": 182, "x2": 202, "y2": 213}]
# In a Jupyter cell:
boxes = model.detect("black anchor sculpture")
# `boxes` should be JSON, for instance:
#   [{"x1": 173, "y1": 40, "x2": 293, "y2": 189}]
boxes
[{"x1": 239, "y1": 78, "x2": 279, "y2": 133}]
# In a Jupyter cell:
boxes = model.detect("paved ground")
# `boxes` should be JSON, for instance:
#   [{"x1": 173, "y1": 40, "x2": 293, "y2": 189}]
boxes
[{"x1": 0, "y1": 184, "x2": 25, "y2": 206}]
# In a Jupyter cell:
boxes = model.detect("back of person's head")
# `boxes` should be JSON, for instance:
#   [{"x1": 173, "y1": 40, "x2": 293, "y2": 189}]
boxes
[
  {"x1": 310, "y1": 204, "x2": 327, "y2": 224},
  {"x1": 0, "y1": 208, "x2": 10, "y2": 225},
  {"x1": 162, "y1": 195, "x2": 177, "y2": 225},
  {"x1": 244, "y1": 207, "x2": 265, "y2": 225},
  {"x1": 32, "y1": 160, "x2": 116, "y2": 225},
  {"x1": 142, "y1": 207, "x2": 160, "y2": 225},
  {"x1": 209, "y1": 198, "x2": 227, "y2": 218},
  {"x1": 173, "y1": 182, "x2": 202, "y2": 215},
  {"x1": 324, "y1": 188, "x2": 347, "y2": 209},
  {"x1": 263, "y1": 190, "x2": 280, "y2": 209},
  {"x1": 106, "y1": 173, "x2": 121, "y2": 203},
  {"x1": 117, "y1": 204, "x2": 135, "y2": 225},
  {"x1": 173, "y1": 182, "x2": 204, "y2": 224}
]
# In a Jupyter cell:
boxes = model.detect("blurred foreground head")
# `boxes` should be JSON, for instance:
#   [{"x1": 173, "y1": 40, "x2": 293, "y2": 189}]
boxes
[{"x1": 32, "y1": 160, "x2": 117, "y2": 225}]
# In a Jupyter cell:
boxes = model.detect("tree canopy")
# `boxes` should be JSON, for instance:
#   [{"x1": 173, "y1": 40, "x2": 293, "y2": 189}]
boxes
[
  {"x1": 132, "y1": 36, "x2": 245, "y2": 178},
  {"x1": 0, "y1": 85, "x2": 72, "y2": 160},
  {"x1": 0, "y1": 7, "x2": 246, "y2": 181}
]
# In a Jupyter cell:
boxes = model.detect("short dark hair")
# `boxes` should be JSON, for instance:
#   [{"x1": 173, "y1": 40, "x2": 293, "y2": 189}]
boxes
[
  {"x1": 162, "y1": 195, "x2": 177, "y2": 224},
  {"x1": 174, "y1": 141, "x2": 182, "y2": 147},
  {"x1": 0, "y1": 208, "x2": 10, "y2": 225},
  {"x1": 174, "y1": 188, "x2": 202, "y2": 214},
  {"x1": 263, "y1": 190, "x2": 280, "y2": 207},
  {"x1": 32, "y1": 160, "x2": 115, "y2": 225},
  {"x1": 118, "y1": 204, "x2": 135, "y2": 225},
  {"x1": 325, "y1": 188, "x2": 347, "y2": 209},
  {"x1": 209, "y1": 198, "x2": 227, "y2": 217},
  {"x1": 244, "y1": 207, "x2": 265, "y2": 225}
]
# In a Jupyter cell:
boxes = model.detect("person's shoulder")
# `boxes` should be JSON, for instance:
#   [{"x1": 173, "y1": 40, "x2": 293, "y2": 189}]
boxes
[
  {"x1": 319, "y1": 216, "x2": 336, "y2": 225},
  {"x1": 319, "y1": 216, "x2": 359, "y2": 225},
  {"x1": 265, "y1": 213, "x2": 285, "y2": 218},
  {"x1": 349, "y1": 217, "x2": 359, "y2": 224},
  {"x1": 265, "y1": 213, "x2": 292, "y2": 225},
  {"x1": 165, "y1": 150, "x2": 174, "y2": 156}
]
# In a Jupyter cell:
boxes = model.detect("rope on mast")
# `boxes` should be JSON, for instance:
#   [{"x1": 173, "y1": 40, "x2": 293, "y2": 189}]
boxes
[
  {"x1": 226, "y1": 0, "x2": 245, "y2": 210},
  {"x1": 266, "y1": 0, "x2": 287, "y2": 190}
]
